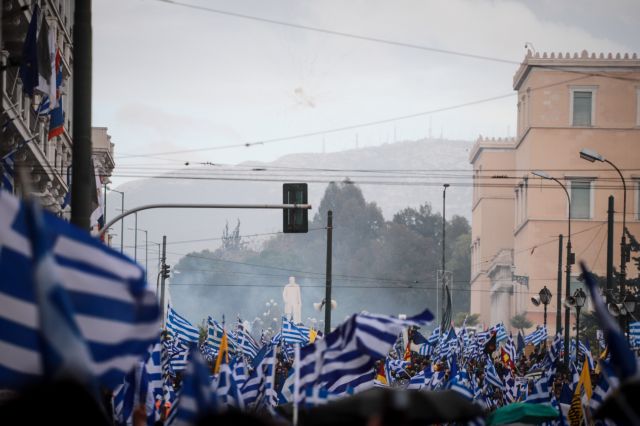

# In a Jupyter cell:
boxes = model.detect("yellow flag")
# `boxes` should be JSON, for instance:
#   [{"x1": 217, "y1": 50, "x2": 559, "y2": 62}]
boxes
[
  {"x1": 213, "y1": 331, "x2": 229, "y2": 374},
  {"x1": 568, "y1": 359, "x2": 593, "y2": 426},
  {"x1": 309, "y1": 328, "x2": 317, "y2": 344}
]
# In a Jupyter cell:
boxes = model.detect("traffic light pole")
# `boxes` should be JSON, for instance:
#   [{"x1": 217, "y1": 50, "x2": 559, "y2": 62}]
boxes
[
  {"x1": 324, "y1": 210, "x2": 333, "y2": 335},
  {"x1": 160, "y1": 235, "x2": 167, "y2": 326},
  {"x1": 99, "y1": 203, "x2": 313, "y2": 237}
]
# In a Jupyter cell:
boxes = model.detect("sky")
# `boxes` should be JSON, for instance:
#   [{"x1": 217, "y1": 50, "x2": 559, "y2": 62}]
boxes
[{"x1": 92, "y1": 0, "x2": 640, "y2": 188}]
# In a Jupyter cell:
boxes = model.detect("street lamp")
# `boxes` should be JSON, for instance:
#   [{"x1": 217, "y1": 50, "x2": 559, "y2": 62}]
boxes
[
  {"x1": 566, "y1": 288, "x2": 587, "y2": 360},
  {"x1": 532, "y1": 170, "x2": 574, "y2": 367},
  {"x1": 440, "y1": 183, "x2": 450, "y2": 325},
  {"x1": 109, "y1": 188, "x2": 125, "y2": 253},
  {"x1": 129, "y1": 227, "x2": 148, "y2": 271},
  {"x1": 531, "y1": 286, "x2": 553, "y2": 328},
  {"x1": 580, "y1": 148, "x2": 629, "y2": 332}
]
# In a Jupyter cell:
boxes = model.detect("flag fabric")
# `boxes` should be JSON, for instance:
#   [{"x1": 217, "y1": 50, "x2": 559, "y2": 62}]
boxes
[
  {"x1": 0, "y1": 190, "x2": 161, "y2": 390},
  {"x1": 282, "y1": 316, "x2": 309, "y2": 345},
  {"x1": 207, "y1": 318, "x2": 237, "y2": 354},
  {"x1": 589, "y1": 359, "x2": 619, "y2": 412},
  {"x1": 163, "y1": 333, "x2": 190, "y2": 373},
  {"x1": 491, "y1": 323, "x2": 508, "y2": 343},
  {"x1": 236, "y1": 326, "x2": 260, "y2": 360},
  {"x1": 504, "y1": 335, "x2": 517, "y2": 363},
  {"x1": 578, "y1": 340, "x2": 594, "y2": 371},
  {"x1": 440, "y1": 284, "x2": 453, "y2": 334},
  {"x1": 500, "y1": 347, "x2": 516, "y2": 371},
  {"x1": 580, "y1": 262, "x2": 638, "y2": 378},
  {"x1": 19, "y1": 5, "x2": 39, "y2": 96},
  {"x1": 213, "y1": 330, "x2": 229, "y2": 374},
  {"x1": 407, "y1": 366, "x2": 433, "y2": 390},
  {"x1": 524, "y1": 326, "x2": 547, "y2": 346},
  {"x1": 89, "y1": 161, "x2": 104, "y2": 230},
  {"x1": 629, "y1": 321, "x2": 640, "y2": 349},
  {"x1": 1, "y1": 152, "x2": 14, "y2": 193},
  {"x1": 516, "y1": 331, "x2": 525, "y2": 355},
  {"x1": 167, "y1": 306, "x2": 199, "y2": 343},
  {"x1": 240, "y1": 344, "x2": 277, "y2": 410},
  {"x1": 547, "y1": 333, "x2": 563, "y2": 365},
  {"x1": 526, "y1": 377, "x2": 551, "y2": 405},
  {"x1": 47, "y1": 48, "x2": 64, "y2": 140},
  {"x1": 36, "y1": 18, "x2": 57, "y2": 105},
  {"x1": 291, "y1": 309, "x2": 433, "y2": 402},
  {"x1": 172, "y1": 345, "x2": 215, "y2": 426},
  {"x1": 567, "y1": 358, "x2": 592, "y2": 426},
  {"x1": 484, "y1": 357, "x2": 503, "y2": 389}
]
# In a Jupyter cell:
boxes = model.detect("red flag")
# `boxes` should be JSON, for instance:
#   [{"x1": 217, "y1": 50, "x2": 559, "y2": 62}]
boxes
[{"x1": 501, "y1": 347, "x2": 516, "y2": 371}]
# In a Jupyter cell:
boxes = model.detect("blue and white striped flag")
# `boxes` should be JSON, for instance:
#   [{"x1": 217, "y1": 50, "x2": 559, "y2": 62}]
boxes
[
  {"x1": 407, "y1": 366, "x2": 433, "y2": 390},
  {"x1": 163, "y1": 333, "x2": 190, "y2": 373},
  {"x1": 491, "y1": 323, "x2": 508, "y2": 343},
  {"x1": 0, "y1": 190, "x2": 160, "y2": 390},
  {"x1": 291, "y1": 309, "x2": 433, "y2": 403},
  {"x1": 236, "y1": 325, "x2": 260, "y2": 360},
  {"x1": 524, "y1": 326, "x2": 547, "y2": 346},
  {"x1": 240, "y1": 344, "x2": 277, "y2": 410},
  {"x1": 504, "y1": 335, "x2": 517, "y2": 362},
  {"x1": 167, "y1": 306, "x2": 199, "y2": 343},
  {"x1": 525, "y1": 378, "x2": 551, "y2": 404},
  {"x1": 578, "y1": 340, "x2": 594, "y2": 371},
  {"x1": 1, "y1": 152, "x2": 14, "y2": 193},
  {"x1": 172, "y1": 344, "x2": 215, "y2": 426},
  {"x1": 589, "y1": 360, "x2": 619, "y2": 412},
  {"x1": 427, "y1": 327, "x2": 440, "y2": 345},
  {"x1": 207, "y1": 317, "x2": 237, "y2": 354},
  {"x1": 282, "y1": 316, "x2": 309, "y2": 345},
  {"x1": 629, "y1": 321, "x2": 640, "y2": 349},
  {"x1": 484, "y1": 358, "x2": 503, "y2": 389}
]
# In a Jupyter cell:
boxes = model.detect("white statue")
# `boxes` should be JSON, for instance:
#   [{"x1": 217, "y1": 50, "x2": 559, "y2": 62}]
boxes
[{"x1": 283, "y1": 276, "x2": 302, "y2": 323}]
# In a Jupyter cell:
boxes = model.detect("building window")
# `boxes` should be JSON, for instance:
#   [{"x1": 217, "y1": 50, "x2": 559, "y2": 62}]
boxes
[
  {"x1": 571, "y1": 87, "x2": 596, "y2": 126},
  {"x1": 570, "y1": 179, "x2": 593, "y2": 219}
]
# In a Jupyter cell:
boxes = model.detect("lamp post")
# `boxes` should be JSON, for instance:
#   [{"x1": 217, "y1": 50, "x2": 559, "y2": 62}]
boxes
[
  {"x1": 532, "y1": 170, "x2": 573, "y2": 367},
  {"x1": 109, "y1": 189, "x2": 125, "y2": 253},
  {"x1": 572, "y1": 288, "x2": 587, "y2": 360},
  {"x1": 580, "y1": 148, "x2": 629, "y2": 333},
  {"x1": 532, "y1": 286, "x2": 553, "y2": 328},
  {"x1": 441, "y1": 183, "x2": 450, "y2": 324},
  {"x1": 129, "y1": 227, "x2": 148, "y2": 271}
]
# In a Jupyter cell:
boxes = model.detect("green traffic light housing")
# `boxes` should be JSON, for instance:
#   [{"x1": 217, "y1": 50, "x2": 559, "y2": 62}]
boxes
[{"x1": 283, "y1": 183, "x2": 308, "y2": 233}]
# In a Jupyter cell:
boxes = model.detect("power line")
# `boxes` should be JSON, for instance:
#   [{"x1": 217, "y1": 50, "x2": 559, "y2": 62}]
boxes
[{"x1": 151, "y1": 0, "x2": 519, "y2": 65}]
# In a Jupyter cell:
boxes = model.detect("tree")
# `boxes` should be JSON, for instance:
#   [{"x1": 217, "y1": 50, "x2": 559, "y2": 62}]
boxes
[
  {"x1": 510, "y1": 313, "x2": 532, "y2": 332},
  {"x1": 220, "y1": 219, "x2": 246, "y2": 252},
  {"x1": 454, "y1": 312, "x2": 480, "y2": 327}
]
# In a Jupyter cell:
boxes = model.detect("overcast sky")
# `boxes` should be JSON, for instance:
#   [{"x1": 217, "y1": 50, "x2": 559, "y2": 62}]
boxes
[{"x1": 92, "y1": 0, "x2": 640, "y2": 186}]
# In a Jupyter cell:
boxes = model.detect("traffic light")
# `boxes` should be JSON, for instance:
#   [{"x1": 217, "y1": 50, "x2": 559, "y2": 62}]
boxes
[
  {"x1": 283, "y1": 183, "x2": 308, "y2": 233},
  {"x1": 161, "y1": 263, "x2": 171, "y2": 280}
]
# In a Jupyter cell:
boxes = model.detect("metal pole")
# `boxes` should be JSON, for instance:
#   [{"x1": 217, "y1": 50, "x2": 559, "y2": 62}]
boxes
[
  {"x1": 103, "y1": 183, "x2": 107, "y2": 226},
  {"x1": 134, "y1": 212, "x2": 138, "y2": 261},
  {"x1": 70, "y1": 0, "x2": 93, "y2": 230},
  {"x1": 100, "y1": 203, "x2": 313, "y2": 236},
  {"x1": 160, "y1": 236, "x2": 167, "y2": 326},
  {"x1": 442, "y1": 184, "x2": 449, "y2": 323},
  {"x1": 575, "y1": 305, "x2": 581, "y2": 360},
  {"x1": 324, "y1": 210, "x2": 333, "y2": 335},
  {"x1": 607, "y1": 196, "x2": 614, "y2": 297},
  {"x1": 120, "y1": 193, "x2": 124, "y2": 253},
  {"x1": 145, "y1": 230, "x2": 148, "y2": 273},
  {"x1": 556, "y1": 234, "x2": 563, "y2": 336},
  {"x1": 543, "y1": 303, "x2": 548, "y2": 329}
]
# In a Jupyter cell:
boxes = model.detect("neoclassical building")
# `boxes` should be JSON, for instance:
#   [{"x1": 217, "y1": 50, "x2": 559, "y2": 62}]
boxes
[{"x1": 470, "y1": 51, "x2": 640, "y2": 334}]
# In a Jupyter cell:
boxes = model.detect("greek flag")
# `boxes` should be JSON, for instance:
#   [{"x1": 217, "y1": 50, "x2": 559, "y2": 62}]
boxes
[
  {"x1": 580, "y1": 263, "x2": 637, "y2": 378},
  {"x1": 145, "y1": 342, "x2": 163, "y2": 401},
  {"x1": 629, "y1": 321, "x2": 640, "y2": 348},
  {"x1": 240, "y1": 344, "x2": 277, "y2": 410},
  {"x1": 163, "y1": 333, "x2": 190, "y2": 373},
  {"x1": 484, "y1": 357, "x2": 503, "y2": 388},
  {"x1": 491, "y1": 323, "x2": 508, "y2": 342},
  {"x1": 578, "y1": 340, "x2": 594, "y2": 371},
  {"x1": 112, "y1": 362, "x2": 157, "y2": 426},
  {"x1": 589, "y1": 360, "x2": 619, "y2": 411},
  {"x1": 426, "y1": 327, "x2": 440, "y2": 345},
  {"x1": 212, "y1": 356, "x2": 244, "y2": 410},
  {"x1": 448, "y1": 371, "x2": 474, "y2": 401},
  {"x1": 504, "y1": 335, "x2": 517, "y2": 362},
  {"x1": 524, "y1": 326, "x2": 547, "y2": 346},
  {"x1": 291, "y1": 309, "x2": 433, "y2": 402},
  {"x1": 207, "y1": 317, "x2": 237, "y2": 353},
  {"x1": 0, "y1": 190, "x2": 160, "y2": 390},
  {"x1": 525, "y1": 378, "x2": 551, "y2": 404},
  {"x1": 282, "y1": 316, "x2": 309, "y2": 345},
  {"x1": 236, "y1": 326, "x2": 260, "y2": 360},
  {"x1": 406, "y1": 366, "x2": 433, "y2": 390},
  {"x1": 547, "y1": 333, "x2": 563, "y2": 365},
  {"x1": 172, "y1": 345, "x2": 216, "y2": 426},
  {"x1": 167, "y1": 306, "x2": 199, "y2": 343},
  {"x1": 1, "y1": 152, "x2": 14, "y2": 193}
]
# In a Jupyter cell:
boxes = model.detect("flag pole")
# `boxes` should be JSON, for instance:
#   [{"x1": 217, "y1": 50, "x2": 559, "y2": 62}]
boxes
[{"x1": 293, "y1": 343, "x2": 300, "y2": 426}]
